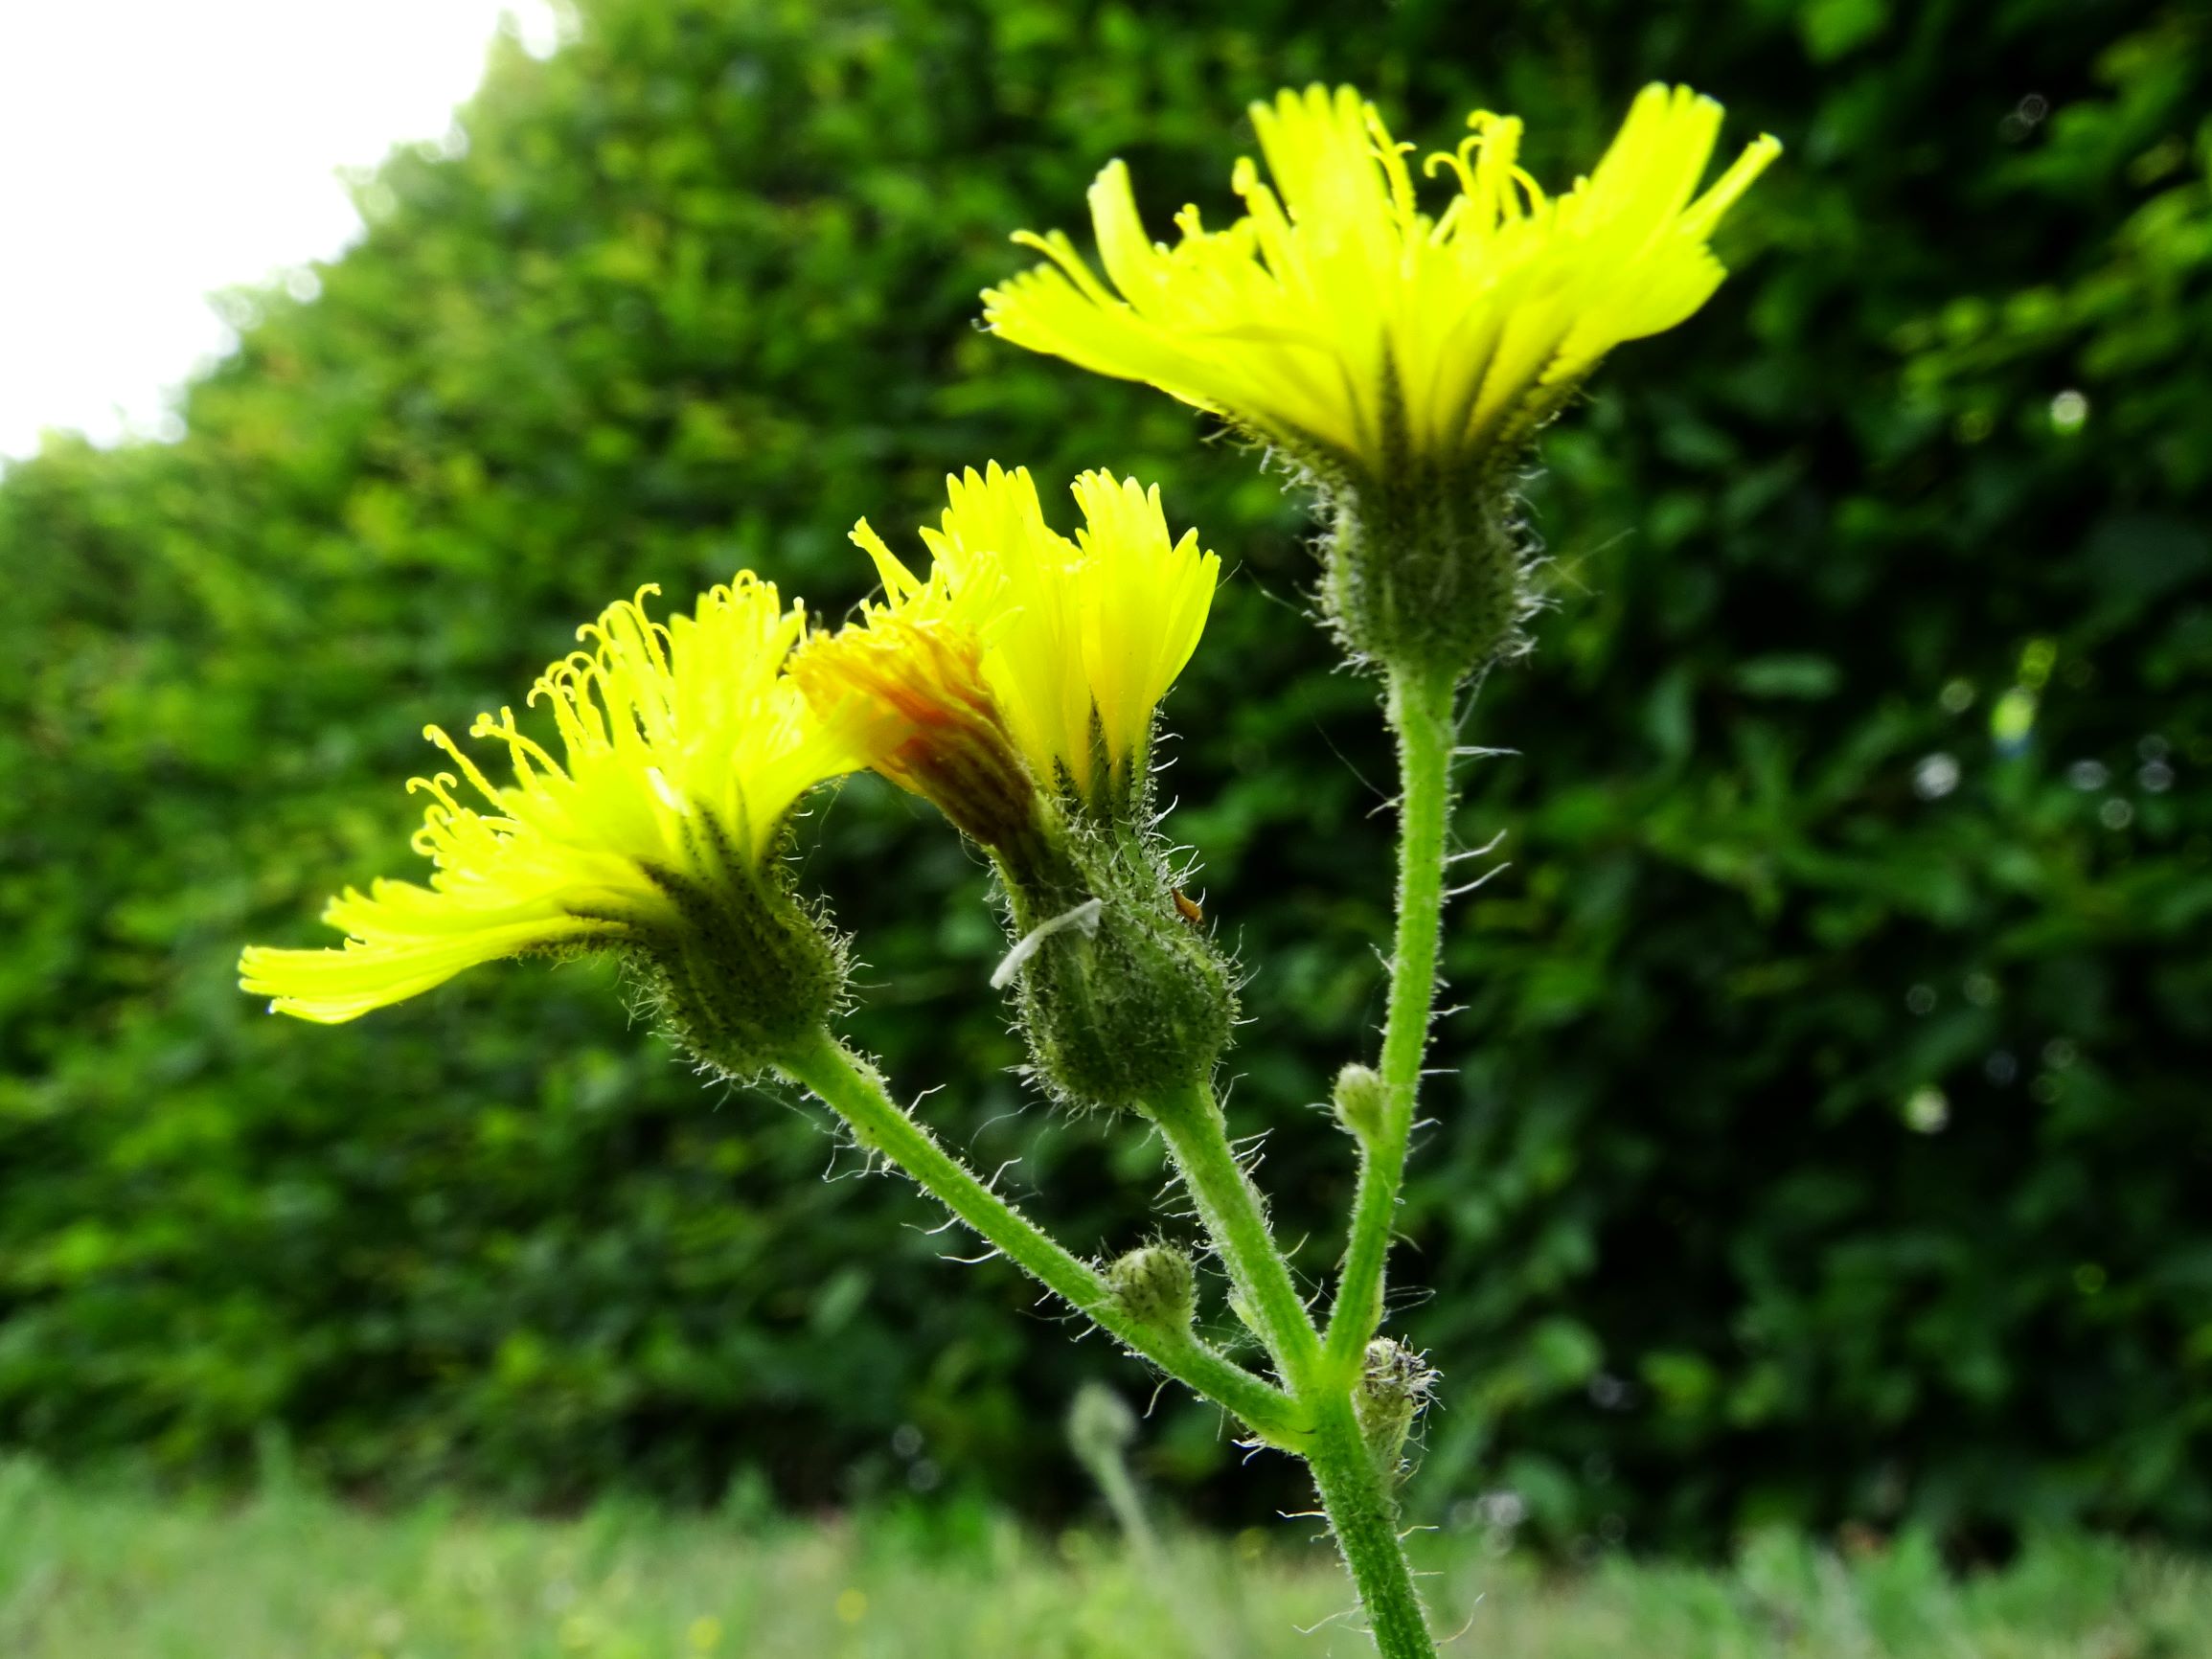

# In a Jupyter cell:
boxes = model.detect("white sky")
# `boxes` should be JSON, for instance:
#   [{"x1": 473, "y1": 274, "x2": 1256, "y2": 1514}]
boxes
[{"x1": 0, "y1": 0, "x2": 561, "y2": 461}]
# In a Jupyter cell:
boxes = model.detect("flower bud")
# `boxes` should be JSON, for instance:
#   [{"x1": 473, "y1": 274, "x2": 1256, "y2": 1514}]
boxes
[
  {"x1": 1012, "y1": 885, "x2": 1236, "y2": 1111},
  {"x1": 1105, "y1": 1243, "x2": 1197, "y2": 1333},
  {"x1": 1354, "y1": 1337, "x2": 1437, "y2": 1486},
  {"x1": 1066, "y1": 1381, "x2": 1154, "y2": 1552},
  {"x1": 1332, "y1": 1062, "x2": 1388, "y2": 1146},
  {"x1": 1003, "y1": 826, "x2": 1237, "y2": 1112}
]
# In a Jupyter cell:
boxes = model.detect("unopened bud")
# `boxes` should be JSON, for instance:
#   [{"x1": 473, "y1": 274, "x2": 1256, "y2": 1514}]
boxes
[
  {"x1": 1106, "y1": 1243, "x2": 1197, "y2": 1333},
  {"x1": 1332, "y1": 1063, "x2": 1388, "y2": 1145},
  {"x1": 1354, "y1": 1338, "x2": 1437, "y2": 1486},
  {"x1": 1002, "y1": 823, "x2": 1236, "y2": 1111}
]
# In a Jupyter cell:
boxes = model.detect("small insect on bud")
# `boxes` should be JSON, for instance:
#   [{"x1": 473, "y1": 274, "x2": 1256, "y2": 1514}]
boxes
[
  {"x1": 1332, "y1": 1063, "x2": 1388, "y2": 1146},
  {"x1": 1354, "y1": 1338, "x2": 1438, "y2": 1486},
  {"x1": 1105, "y1": 1243, "x2": 1197, "y2": 1333},
  {"x1": 1006, "y1": 847, "x2": 1238, "y2": 1112}
]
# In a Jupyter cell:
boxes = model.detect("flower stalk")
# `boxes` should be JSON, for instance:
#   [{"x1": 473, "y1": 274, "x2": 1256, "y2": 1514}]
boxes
[
  {"x1": 1145, "y1": 1078, "x2": 1321, "y2": 1382},
  {"x1": 773, "y1": 1030, "x2": 1307, "y2": 1447},
  {"x1": 1322, "y1": 665, "x2": 1459, "y2": 1384},
  {"x1": 1307, "y1": 1396, "x2": 1440, "y2": 1659}
]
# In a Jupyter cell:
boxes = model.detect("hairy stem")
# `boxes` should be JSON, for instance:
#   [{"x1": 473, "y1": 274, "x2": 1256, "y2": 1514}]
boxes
[
  {"x1": 1306, "y1": 1395, "x2": 1440, "y2": 1659},
  {"x1": 1145, "y1": 1074, "x2": 1436, "y2": 1656},
  {"x1": 774, "y1": 1031, "x2": 1304, "y2": 1444},
  {"x1": 1148, "y1": 1078, "x2": 1323, "y2": 1387},
  {"x1": 1324, "y1": 665, "x2": 1458, "y2": 1380}
]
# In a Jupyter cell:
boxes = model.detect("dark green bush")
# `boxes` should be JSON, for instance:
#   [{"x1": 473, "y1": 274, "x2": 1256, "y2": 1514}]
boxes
[{"x1": 3, "y1": 0, "x2": 2207, "y2": 1550}]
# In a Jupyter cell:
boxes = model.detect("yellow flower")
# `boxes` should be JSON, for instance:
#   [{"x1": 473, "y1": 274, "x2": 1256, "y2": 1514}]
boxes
[
  {"x1": 792, "y1": 464, "x2": 1219, "y2": 835},
  {"x1": 985, "y1": 82, "x2": 1780, "y2": 482},
  {"x1": 240, "y1": 575, "x2": 855, "y2": 1027}
]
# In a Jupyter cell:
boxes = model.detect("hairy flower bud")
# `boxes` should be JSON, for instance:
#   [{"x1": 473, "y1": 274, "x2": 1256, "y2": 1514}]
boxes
[
  {"x1": 1105, "y1": 1242, "x2": 1197, "y2": 1333},
  {"x1": 1004, "y1": 826, "x2": 1237, "y2": 1111},
  {"x1": 1331, "y1": 1062, "x2": 1389, "y2": 1146},
  {"x1": 1354, "y1": 1338, "x2": 1438, "y2": 1486}
]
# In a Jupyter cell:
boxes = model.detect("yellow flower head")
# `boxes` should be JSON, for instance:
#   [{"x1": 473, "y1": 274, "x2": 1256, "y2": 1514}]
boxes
[
  {"x1": 239, "y1": 575, "x2": 855, "y2": 1028},
  {"x1": 792, "y1": 464, "x2": 1220, "y2": 838},
  {"x1": 985, "y1": 82, "x2": 1780, "y2": 482}
]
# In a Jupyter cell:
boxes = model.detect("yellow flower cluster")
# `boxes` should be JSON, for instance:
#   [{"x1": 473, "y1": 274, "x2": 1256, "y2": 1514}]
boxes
[
  {"x1": 986, "y1": 83, "x2": 1779, "y2": 481},
  {"x1": 240, "y1": 469, "x2": 1215, "y2": 1023},
  {"x1": 245, "y1": 80, "x2": 1775, "y2": 1036}
]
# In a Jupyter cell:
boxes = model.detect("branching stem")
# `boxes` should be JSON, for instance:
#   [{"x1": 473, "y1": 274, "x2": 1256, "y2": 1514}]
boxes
[
  {"x1": 1148, "y1": 1077, "x2": 1323, "y2": 1386},
  {"x1": 773, "y1": 658, "x2": 1465, "y2": 1659},
  {"x1": 774, "y1": 1031, "x2": 1305, "y2": 1445},
  {"x1": 1306, "y1": 1395, "x2": 1439, "y2": 1659}
]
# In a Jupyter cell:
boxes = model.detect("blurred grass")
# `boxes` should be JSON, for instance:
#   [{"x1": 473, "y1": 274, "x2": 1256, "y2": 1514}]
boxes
[{"x1": 1, "y1": 1459, "x2": 2202, "y2": 1658}]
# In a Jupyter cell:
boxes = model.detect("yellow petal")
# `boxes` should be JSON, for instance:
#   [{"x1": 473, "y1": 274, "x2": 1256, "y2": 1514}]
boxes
[{"x1": 990, "y1": 81, "x2": 1779, "y2": 478}]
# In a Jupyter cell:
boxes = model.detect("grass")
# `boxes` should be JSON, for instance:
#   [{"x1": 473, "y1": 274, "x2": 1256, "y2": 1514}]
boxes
[{"x1": 0, "y1": 1458, "x2": 2203, "y2": 1657}]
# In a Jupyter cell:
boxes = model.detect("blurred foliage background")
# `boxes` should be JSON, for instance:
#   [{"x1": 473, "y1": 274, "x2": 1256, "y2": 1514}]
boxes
[{"x1": 3, "y1": 0, "x2": 2209, "y2": 1556}]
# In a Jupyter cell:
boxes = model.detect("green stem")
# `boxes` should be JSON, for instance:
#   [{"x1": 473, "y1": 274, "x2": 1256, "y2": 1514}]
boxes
[
  {"x1": 1323, "y1": 665, "x2": 1459, "y2": 1381},
  {"x1": 1149, "y1": 1078, "x2": 1323, "y2": 1386},
  {"x1": 1144, "y1": 1072, "x2": 1436, "y2": 1656},
  {"x1": 773, "y1": 1031, "x2": 1303, "y2": 1444},
  {"x1": 1306, "y1": 1396, "x2": 1439, "y2": 1659}
]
